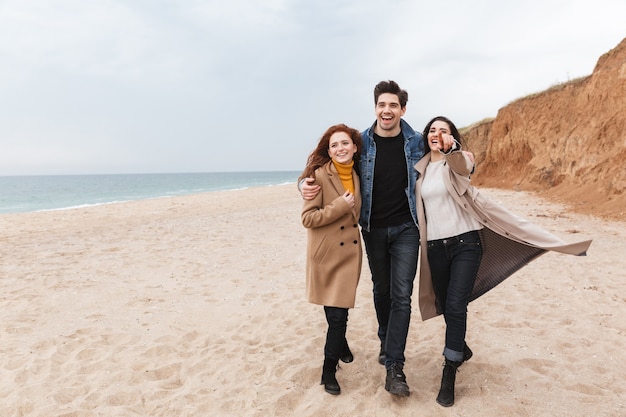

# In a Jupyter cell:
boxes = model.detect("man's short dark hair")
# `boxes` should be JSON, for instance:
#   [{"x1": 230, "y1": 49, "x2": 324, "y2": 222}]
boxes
[{"x1": 374, "y1": 80, "x2": 408, "y2": 108}]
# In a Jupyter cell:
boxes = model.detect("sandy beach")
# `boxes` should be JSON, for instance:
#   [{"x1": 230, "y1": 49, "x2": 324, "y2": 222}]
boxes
[{"x1": 0, "y1": 184, "x2": 624, "y2": 417}]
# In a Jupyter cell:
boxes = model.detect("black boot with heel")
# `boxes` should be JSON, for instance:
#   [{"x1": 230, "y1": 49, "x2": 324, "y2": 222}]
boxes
[
  {"x1": 463, "y1": 343, "x2": 473, "y2": 362},
  {"x1": 339, "y1": 340, "x2": 353, "y2": 363},
  {"x1": 436, "y1": 359, "x2": 461, "y2": 407},
  {"x1": 320, "y1": 357, "x2": 340, "y2": 395}
]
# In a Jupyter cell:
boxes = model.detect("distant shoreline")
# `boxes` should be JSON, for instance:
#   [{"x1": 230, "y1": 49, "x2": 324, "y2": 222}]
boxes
[{"x1": 0, "y1": 171, "x2": 300, "y2": 214}]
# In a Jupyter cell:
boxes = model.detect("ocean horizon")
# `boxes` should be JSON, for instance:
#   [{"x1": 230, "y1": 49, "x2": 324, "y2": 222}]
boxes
[{"x1": 0, "y1": 171, "x2": 300, "y2": 215}]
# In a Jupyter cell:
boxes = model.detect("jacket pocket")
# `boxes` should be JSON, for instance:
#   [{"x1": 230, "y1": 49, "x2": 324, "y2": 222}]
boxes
[{"x1": 313, "y1": 235, "x2": 331, "y2": 264}]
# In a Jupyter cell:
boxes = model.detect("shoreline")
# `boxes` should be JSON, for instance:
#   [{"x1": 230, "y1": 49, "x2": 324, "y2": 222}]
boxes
[
  {"x1": 0, "y1": 171, "x2": 300, "y2": 215},
  {"x1": 0, "y1": 182, "x2": 299, "y2": 216}
]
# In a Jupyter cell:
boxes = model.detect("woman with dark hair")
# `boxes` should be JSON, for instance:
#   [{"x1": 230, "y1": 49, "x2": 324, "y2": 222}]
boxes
[
  {"x1": 415, "y1": 116, "x2": 592, "y2": 407},
  {"x1": 300, "y1": 124, "x2": 363, "y2": 395}
]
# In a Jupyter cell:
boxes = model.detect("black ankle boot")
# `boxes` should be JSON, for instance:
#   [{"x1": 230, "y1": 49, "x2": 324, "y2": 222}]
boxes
[
  {"x1": 436, "y1": 359, "x2": 461, "y2": 407},
  {"x1": 463, "y1": 343, "x2": 473, "y2": 362},
  {"x1": 339, "y1": 340, "x2": 353, "y2": 363},
  {"x1": 320, "y1": 357, "x2": 340, "y2": 395}
]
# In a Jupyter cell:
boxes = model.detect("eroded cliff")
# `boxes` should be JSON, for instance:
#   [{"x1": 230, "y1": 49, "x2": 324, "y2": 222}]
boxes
[{"x1": 464, "y1": 37, "x2": 626, "y2": 220}]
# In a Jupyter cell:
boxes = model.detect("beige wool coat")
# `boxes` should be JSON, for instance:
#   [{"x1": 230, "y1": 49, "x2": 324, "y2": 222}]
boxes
[
  {"x1": 414, "y1": 150, "x2": 592, "y2": 321},
  {"x1": 302, "y1": 161, "x2": 362, "y2": 309}
]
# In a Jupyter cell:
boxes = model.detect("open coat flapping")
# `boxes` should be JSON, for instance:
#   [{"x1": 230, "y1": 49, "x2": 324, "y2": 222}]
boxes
[{"x1": 414, "y1": 150, "x2": 592, "y2": 320}]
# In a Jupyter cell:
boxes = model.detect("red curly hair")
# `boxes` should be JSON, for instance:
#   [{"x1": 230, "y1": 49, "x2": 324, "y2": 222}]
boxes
[{"x1": 299, "y1": 124, "x2": 363, "y2": 182}]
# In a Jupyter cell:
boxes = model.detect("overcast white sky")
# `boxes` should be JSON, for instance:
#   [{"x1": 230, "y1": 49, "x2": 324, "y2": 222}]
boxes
[{"x1": 1, "y1": 0, "x2": 625, "y2": 175}]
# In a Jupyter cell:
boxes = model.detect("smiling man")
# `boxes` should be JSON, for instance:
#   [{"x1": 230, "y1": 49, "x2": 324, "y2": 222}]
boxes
[{"x1": 357, "y1": 80, "x2": 424, "y2": 397}]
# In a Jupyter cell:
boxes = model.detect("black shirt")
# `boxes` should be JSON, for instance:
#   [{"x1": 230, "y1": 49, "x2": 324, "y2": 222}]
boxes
[{"x1": 370, "y1": 132, "x2": 413, "y2": 228}]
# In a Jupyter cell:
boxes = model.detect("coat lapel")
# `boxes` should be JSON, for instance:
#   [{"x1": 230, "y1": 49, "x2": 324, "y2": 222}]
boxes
[
  {"x1": 325, "y1": 162, "x2": 361, "y2": 221},
  {"x1": 326, "y1": 163, "x2": 345, "y2": 196},
  {"x1": 351, "y1": 169, "x2": 361, "y2": 220}
]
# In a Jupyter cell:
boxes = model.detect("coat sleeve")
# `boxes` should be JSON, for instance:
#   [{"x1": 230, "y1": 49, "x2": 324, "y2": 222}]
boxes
[
  {"x1": 445, "y1": 146, "x2": 475, "y2": 196},
  {"x1": 301, "y1": 184, "x2": 351, "y2": 229},
  {"x1": 445, "y1": 141, "x2": 474, "y2": 177}
]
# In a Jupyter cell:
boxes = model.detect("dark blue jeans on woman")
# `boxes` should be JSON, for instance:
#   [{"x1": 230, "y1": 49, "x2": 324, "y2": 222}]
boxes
[
  {"x1": 427, "y1": 230, "x2": 482, "y2": 362},
  {"x1": 362, "y1": 221, "x2": 420, "y2": 368}
]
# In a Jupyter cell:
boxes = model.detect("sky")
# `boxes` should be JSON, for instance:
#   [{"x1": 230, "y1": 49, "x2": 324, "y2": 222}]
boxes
[{"x1": 1, "y1": 0, "x2": 625, "y2": 176}]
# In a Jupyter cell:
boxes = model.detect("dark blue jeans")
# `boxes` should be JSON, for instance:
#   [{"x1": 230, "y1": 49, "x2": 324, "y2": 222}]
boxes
[
  {"x1": 324, "y1": 306, "x2": 348, "y2": 360},
  {"x1": 427, "y1": 230, "x2": 482, "y2": 362},
  {"x1": 362, "y1": 222, "x2": 419, "y2": 368}
]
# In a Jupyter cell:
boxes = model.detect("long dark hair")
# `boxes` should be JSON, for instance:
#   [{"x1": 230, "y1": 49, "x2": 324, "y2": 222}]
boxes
[
  {"x1": 299, "y1": 124, "x2": 363, "y2": 182},
  {"x1": 421, "y1": 115, "x2": 465, "y2": 154}
]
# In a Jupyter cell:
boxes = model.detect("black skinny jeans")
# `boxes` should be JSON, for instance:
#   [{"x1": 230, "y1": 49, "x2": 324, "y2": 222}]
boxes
[
  {"x1": 427, "y1": 230, "x2": 482, "y2": 362},
  {"x1": 323, "y1": 306, "x2": 348, "y2": 360}
]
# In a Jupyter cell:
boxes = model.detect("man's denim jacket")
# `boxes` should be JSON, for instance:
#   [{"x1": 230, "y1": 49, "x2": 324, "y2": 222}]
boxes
[{"x1": 359, "y1": 119, "x2": 425, "y2": 232}]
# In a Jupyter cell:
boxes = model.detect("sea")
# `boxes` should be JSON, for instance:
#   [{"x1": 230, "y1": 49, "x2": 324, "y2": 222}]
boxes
[{"x1": 0, "y1": 171, "x2": 300, "y2": 215}]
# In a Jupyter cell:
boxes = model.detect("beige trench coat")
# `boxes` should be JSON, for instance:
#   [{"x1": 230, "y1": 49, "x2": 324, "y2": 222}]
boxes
[
  {"x1": 302, "y1": 161, "x2": 362, "y2": 308},
  {"x1": 414, "y1": 150, "x2": 592, "y2": 320}
]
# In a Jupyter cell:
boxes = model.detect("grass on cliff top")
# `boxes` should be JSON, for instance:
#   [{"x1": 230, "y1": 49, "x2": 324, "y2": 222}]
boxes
[{"x1": 507, "y1": 75, "x2": 589, "y2": 106}]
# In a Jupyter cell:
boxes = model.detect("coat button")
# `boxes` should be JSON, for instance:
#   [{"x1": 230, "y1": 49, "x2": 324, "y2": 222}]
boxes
[
  {"x1": 340, "y1": 226, "x2": 345, "y2": 230},
  {"x1": 353, "y1": 240, "x2": 358, "y2": 244},
  {"x1": 340, "y1": 242, "x2": 344, "y2": 246},
  {"x1": 353, "y1": 224, "x2": 357, "y2": 227}
]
